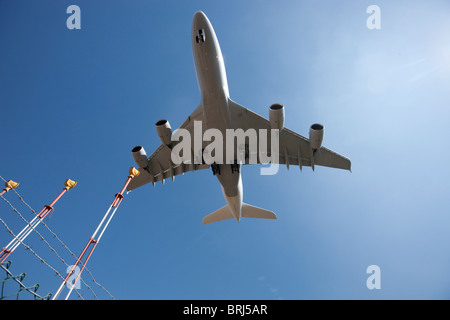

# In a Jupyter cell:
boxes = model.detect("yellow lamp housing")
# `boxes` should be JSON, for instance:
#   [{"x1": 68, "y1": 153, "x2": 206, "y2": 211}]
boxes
[
  {"x1": 129, "y1": 167, "x2": 140, "y2": 178},
  {"x1": 64, "y1": 179, "x2": 77, "y2": 190},
  {"x1": 5, "y1": 180, "x2": 19, "y2": 191}
]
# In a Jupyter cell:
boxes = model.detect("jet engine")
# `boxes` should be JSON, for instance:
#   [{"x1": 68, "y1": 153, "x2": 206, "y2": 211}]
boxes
[
  {"x1": 309, "y1": 123, "x2": 324, "y2": 152},
  {"x1": 131, "y1": 145, "x2": 148, "y2": 169},
  {"x1": 155, "y1": 119, "x2": 173, "y2": 147},
  {"x1": 269, "y1": 104, "x2": 284, "y2": 130}
]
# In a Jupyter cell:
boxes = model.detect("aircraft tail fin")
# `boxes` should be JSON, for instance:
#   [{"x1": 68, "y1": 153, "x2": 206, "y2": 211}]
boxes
[
  {"x1": 202, "y1": 203, "x2": 277, "y2": 224},
  {"x1": 241, "y1": 203, "x2": 277, "y2": 220}
]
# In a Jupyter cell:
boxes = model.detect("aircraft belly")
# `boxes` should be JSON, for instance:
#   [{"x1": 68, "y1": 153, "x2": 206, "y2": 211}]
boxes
[
  {"x1": 218, "y1": 169, "x2": 243, "y2": 221},
  {"x1": 217, "y1": 165, "x2": 240, "y2": 197}
]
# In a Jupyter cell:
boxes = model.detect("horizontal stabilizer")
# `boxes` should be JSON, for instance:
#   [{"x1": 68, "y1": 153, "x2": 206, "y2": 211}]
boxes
[
  {"x1": 242, "y1": 203, "x2": 277, "y2": 220},
  {"x1": 203, "y1": 205, "x2": 234, "y2": 225},
  {"x1": 203, "y1": 203, "x2": 277, "y2": 225}
]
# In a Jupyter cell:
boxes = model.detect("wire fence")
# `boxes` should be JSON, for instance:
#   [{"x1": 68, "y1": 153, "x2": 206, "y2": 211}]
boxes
[
  {"x1": 0, "y1": 175, "x2": 115, "y2": 300},
  {"x1": 0, "y1": 261, "x2": 52, "y2": 300}
]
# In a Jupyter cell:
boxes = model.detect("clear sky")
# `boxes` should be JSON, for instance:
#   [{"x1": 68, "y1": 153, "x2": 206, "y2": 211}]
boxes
[{"x1": 1, "y1": 0, "x2": 450, "y2": 300}]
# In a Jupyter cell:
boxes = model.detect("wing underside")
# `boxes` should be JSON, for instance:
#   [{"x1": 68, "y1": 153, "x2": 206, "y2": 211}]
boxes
[
  {"x1": 127, "y1": 104, "x2": 209, "y2": 191},
  {"x1": 228, "y1": 99, "x2": 351, "y2": 171},
  {"x1": 128, "y1": 99, "x2": 351, "y2": 191}
]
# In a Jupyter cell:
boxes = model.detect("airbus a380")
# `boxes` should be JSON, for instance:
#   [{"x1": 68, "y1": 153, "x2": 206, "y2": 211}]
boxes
[{"x1": 127, "y1": 11, "x2": 351, "y2": 224}]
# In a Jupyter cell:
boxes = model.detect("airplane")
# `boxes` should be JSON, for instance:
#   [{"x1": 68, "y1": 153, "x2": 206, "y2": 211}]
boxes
[{"x1": 127, "y1": 11, "x2": 351, "y2": 224}]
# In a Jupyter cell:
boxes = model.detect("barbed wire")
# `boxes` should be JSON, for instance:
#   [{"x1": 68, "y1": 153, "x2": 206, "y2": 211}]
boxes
[
  {"x1": 0, "y1": 212, "x2": 84, "y2": 299},
  {"x1": 12, "y1": 189, "x2": 114, "y2": 299},
  {"x1": 0, "y1": 193, "x2": 98, "y2": 298},
  {"x1": 0, "y1": 175, "x2": 115, "y2": 299}
]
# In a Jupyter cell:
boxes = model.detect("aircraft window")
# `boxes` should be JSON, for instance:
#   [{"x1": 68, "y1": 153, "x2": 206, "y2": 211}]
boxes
[{"x1": 196, "y1": 29, "x2": 206, "y2": 43}]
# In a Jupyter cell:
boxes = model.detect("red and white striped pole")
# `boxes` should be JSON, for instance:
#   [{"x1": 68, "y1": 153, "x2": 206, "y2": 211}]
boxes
[
  {"x1": 52, "y1": 167, "x2": 139, "y2": 300},
  {"x1": 0, "y1": 180, "x2": 20, "y2": 197},
  {"x1": 0, "y1": 179, "x2": 77, "y2": 263}
]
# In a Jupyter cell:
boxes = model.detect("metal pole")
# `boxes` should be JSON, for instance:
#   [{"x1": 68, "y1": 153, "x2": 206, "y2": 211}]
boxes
[
  {"x1": 52, "y1": 168, "x2": 139, "y2": 300},
  {"x1": 0, "y1": 179, "x2": 76, "y2": 263}
]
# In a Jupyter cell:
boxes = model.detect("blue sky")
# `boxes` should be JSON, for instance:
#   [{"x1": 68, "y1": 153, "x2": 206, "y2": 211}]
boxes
[{"x1": 1, "y1": 0, "x2": 450, "y2": 300}]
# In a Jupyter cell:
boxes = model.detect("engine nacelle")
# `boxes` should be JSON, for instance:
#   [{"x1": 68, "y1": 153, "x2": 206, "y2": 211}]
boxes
[
  {"x1": 309, "y1": 123, "x2": 324, "y2": 151},
  {"x1": 269, "y1": 104, "x2": 284, "y2": 130},
  {"x1": 131, "y1": 145, "x2": 148, "y2": 168},
  {"x1": 155, "y1": 119, "x2": 173, "y2": 147}
]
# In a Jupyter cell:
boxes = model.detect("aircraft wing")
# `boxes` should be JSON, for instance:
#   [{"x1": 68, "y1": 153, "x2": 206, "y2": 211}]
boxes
[
  {"x1": 127, "y1": 104, "x2": 210, "y2": 191},
  {"x1": 228, "y1": 99, "x2": 351, "y2": 171}
]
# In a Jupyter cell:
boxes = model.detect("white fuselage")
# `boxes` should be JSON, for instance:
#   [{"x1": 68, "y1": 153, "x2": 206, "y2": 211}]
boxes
[{"x1": 192, "y1": 11, "x2": 243, "y2": 221}]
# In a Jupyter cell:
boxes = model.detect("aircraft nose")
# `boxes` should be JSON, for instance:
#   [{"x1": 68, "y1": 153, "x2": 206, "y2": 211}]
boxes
[
  {"x1": 193, "y1": 10, "x2": 208, "y2": 27},
  {"x1": 194, "y1": 10, "x2": 207, "y2": 21}
]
